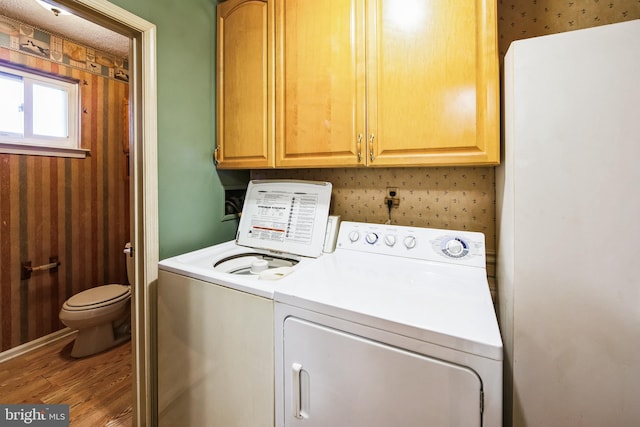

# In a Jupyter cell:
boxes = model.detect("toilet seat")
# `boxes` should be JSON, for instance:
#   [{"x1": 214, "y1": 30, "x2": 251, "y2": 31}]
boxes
[{"x1": 63, "y1": 284, "x2": 131, "y2": 311}]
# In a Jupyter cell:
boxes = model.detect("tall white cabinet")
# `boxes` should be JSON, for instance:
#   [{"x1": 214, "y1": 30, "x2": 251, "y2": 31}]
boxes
[{"x1": 497, "y1": 20, "x2": 640, "y2": 427}]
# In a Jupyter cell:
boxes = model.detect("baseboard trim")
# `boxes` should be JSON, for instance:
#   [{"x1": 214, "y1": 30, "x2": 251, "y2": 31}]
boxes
[{"x1": 0, "y1": 328, "x2": 77, "y2": 363}]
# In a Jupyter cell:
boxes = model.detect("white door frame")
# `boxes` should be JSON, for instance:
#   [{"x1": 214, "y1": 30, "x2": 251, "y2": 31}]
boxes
[{"x1": 57, "y1": 1, "x2": 158, "y2": 425}]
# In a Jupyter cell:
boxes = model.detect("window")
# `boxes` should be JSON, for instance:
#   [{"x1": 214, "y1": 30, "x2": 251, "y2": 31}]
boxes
[{"x1": 0, "y1": 64, "x2": 84, "y2": 158}]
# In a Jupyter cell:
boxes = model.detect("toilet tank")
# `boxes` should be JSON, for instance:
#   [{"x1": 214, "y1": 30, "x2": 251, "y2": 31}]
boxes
[{"x1": 125, "y1": 242, "x2": 134, "y2": 285}]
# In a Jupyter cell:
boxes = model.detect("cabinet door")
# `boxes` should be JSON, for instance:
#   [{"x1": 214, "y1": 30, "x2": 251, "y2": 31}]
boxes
[
  {"x1": 282, "y1": 317, "x2": 482, "y2": 426},
  {"x1": 366, "y1": 0, "x2": 499, "y2": 166},
  {"x1": 275, "y1": 0, "x2": 366, "y2": 168},
  {"x1": 216, "y1": 0, "x2": 274, "y2": 169}
]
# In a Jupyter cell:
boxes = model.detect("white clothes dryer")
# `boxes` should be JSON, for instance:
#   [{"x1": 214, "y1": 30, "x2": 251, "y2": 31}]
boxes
[{"x1": 273, "y1": 221, "x2": 503, "y2": 427}]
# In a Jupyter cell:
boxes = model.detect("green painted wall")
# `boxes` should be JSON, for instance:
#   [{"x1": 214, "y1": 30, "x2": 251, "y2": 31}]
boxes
[{"x1": 109, "y1": 0, "x2": 239, "y2": 259}]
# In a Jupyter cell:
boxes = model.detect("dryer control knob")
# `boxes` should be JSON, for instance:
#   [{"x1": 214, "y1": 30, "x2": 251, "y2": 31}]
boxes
[
  {"x1": 348, "y1": 231, "x2": 360, "y2": 242},
  {"x1": 384, "y1": 235, "x2": 396, "y2": 247},
  {"x1": 445, "y1": 239, "x2": 464, "y2": 256},
  {"x1": 441, "y1": 237, "x2": 469, "y2": 258},
  {"x1": 365, "y1": 232, "x2": 379, "y2": 244},
  {"x1": 404, "y1": 236, "x2": 417, "y2": 249}
]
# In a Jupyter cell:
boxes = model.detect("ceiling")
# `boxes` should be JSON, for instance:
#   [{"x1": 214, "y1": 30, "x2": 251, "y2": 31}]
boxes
[{"x1": 0, "y1": 0, "x2": 129, "y2": 58}]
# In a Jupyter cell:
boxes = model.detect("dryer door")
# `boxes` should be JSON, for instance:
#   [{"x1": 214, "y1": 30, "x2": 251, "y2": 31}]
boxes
[{"x1": 282, "y1": 317, "x2": 482, "y2": 426}]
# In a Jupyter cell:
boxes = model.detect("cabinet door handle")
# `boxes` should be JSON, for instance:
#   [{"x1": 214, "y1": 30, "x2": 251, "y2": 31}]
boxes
[
  {"x1": 213, "y1": 146, "x2": 219, "y2": 165},
  {"x1": 369, "y1": 133, "x2": 375, "y2": 162},
  {"x1": 356, "y1": 133, "x2": 363, "y2": 162}
]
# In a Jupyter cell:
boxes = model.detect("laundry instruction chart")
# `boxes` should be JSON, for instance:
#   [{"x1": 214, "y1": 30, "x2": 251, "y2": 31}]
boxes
[
  {"x1": 248, "y1": 190, "x2": 319, "y2": 245},
  {"x1": 237, "y1": 180, "x2": 333, "y2": 258}
]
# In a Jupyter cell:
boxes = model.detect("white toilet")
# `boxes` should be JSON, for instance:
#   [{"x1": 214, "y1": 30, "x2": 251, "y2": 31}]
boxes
[{"x1": 59, "y1": 242, "x2": 133, "y2": 358}]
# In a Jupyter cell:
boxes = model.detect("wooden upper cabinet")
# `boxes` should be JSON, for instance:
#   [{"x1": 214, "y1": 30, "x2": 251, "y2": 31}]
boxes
[
  {"x1": 274, "y1": 0, "x2": 499, "y2": 168},
  {"x1": 216, "y1": 0, "x2": 274, "y2": 169},
  {"x1": 275, "y1": 0, "x2": 364, "y2": 168},
  {"x1": 367, "y1": 0, "x2": 499, "y2": 166},
  {"x1": 218, "y1": 0, "x2": 499, "y2": 168}
]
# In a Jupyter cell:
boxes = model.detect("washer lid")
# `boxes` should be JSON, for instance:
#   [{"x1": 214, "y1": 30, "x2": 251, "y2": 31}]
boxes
[
  {"x1": 236, "y1": 180, "x2": 332, "y2": 258},
  {"x1": 66, "y1": 284, "x2": 130, "y2": 308}
]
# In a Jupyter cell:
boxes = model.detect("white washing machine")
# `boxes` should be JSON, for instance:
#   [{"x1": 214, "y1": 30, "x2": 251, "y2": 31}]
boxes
[
  {"x1": 157, "y1": 180, "x2": 332, "y2": 427},
  {"x1": 274, "y1": 221, "x2": 503, "y2": 427}
]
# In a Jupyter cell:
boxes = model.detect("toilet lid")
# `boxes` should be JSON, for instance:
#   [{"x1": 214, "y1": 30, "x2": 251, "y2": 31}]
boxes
[{"x1": 65, "y1": 284, "x2": 131, "y2": 310}]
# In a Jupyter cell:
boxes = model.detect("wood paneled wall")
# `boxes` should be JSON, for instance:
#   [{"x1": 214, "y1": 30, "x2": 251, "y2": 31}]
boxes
[{"x1": 0, "y1": 47, "x2": 130, "y2": 352}]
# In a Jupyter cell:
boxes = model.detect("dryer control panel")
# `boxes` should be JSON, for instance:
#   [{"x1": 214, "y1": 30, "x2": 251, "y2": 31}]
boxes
[{"x1": 336, "y1": 221, "x2": 486, "y2": 268}]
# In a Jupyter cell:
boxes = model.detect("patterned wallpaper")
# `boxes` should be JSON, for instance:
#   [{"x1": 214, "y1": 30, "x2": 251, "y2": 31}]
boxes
[
  {"x1": 253, "y1": 167, "x2": 495, "y2": 240},
  {"x1": 0, "y1": 45, "x2": 130, "y2": 352},
  {"x1": 254, "y1": 1, "x2": 640, "y2": 299},
  {"x1": 498, "y1": 0, "x2": 640, "y2": 56},
  {"x1": 0, "y1": 14, "x2": 128, "y2": 82}
]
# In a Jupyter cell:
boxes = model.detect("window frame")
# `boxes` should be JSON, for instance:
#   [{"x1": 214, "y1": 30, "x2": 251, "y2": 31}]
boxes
[{"x1": 0, "y1": 63, "x2": 86, "y2": 158}]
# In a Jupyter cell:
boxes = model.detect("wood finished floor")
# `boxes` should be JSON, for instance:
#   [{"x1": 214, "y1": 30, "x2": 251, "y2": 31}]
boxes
[{"x1": 0, "y1": 333, "x2": 132, "y2": 427}]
